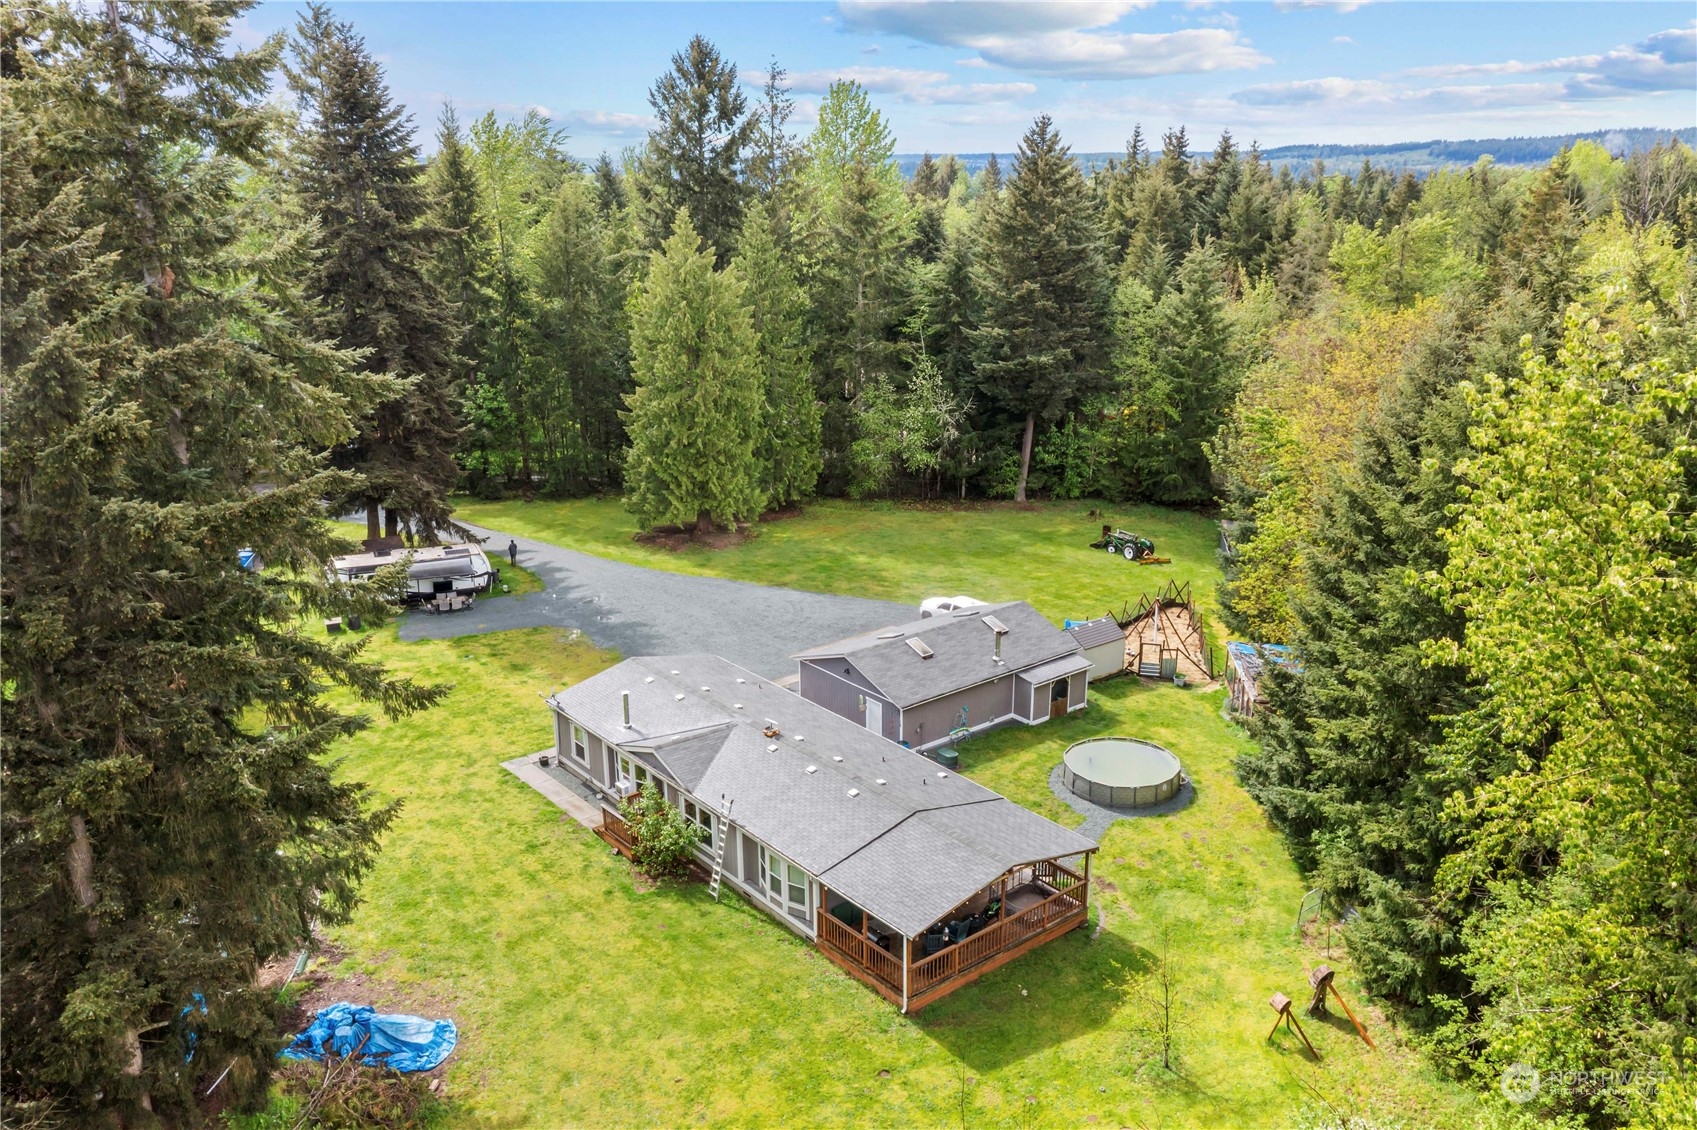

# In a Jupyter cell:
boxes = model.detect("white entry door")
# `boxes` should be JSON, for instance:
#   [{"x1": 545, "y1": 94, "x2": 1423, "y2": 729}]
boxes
[{"x1": 864, "y1": 697, "x2": 883, "y2": 735}]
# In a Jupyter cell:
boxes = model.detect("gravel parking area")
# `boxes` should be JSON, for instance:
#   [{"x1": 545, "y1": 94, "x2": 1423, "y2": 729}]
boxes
[{"x1": 398, "y1": 523, "x2": 914, "y2": 679}]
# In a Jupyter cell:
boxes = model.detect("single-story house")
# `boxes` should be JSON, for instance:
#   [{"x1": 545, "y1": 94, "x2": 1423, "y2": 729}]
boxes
[
  {"x1": 1225, "y1": 641, "x2": 1296, "y2": 716},
  {"x1": 328, "y1": 542, "x2": 495, "y2": 603},
  {"x1": 791, "y1": 601, "x2": 1090, "y2": 751},
  {"x1": 1065, "y1": 614, "x2": 1128, "y2": 682},
  {"x1": 546, "y1": 655, "x2": 1097, "y2": 1012}
]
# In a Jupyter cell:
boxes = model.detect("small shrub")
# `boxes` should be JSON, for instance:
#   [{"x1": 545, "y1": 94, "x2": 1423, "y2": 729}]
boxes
[{"x1": 619, "y1": 782, "x2": 702, "y2": 880}]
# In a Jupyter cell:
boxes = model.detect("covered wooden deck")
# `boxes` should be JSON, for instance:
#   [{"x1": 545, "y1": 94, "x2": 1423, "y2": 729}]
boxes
[{"x1": 816, "y1": 858, "x2": 1090, "y2": 1012}]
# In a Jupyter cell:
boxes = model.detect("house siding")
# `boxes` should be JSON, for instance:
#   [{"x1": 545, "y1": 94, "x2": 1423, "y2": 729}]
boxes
[
  {"x1": 901, "y1": 673, "x2": 1015, "y2": 749},
  {"x1": 1080, "y1": 639, "x2": 1126, "y2": 681},
  {"x1": 1067, "y1": 671, "x2": 1087, "y2": 710},
  {"x1": 799, "y1": 660, "x2": 898, "y2": 741}
]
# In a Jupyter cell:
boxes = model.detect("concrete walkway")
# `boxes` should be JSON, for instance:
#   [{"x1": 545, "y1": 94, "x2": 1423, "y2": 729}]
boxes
[
  {"x1": 502, "y1": 751, "x2": 602, "y2": 830},
  {"x1": 401, "y1": 522, "x2": 912, "y2": 680}
]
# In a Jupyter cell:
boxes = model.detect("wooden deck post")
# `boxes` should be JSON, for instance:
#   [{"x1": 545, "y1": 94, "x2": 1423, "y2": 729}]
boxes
[
  {"x1": 1082, "y1": 852, "x2": 1091, "y2": 928},
  {"x1": 901, "y1": 935, "x2": 910, "y2": 1014}
]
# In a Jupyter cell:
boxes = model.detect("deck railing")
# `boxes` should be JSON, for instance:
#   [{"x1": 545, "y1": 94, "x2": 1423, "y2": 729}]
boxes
[
  {"x1": 597, "y1": 806, "x2": 634, "y2": 856},
  {"x1": 817, "y1": 911, "x2": 904, "y2": 992},
  {"x1": 908, "y1": 881, "x2": 1084, "y2": 996}
]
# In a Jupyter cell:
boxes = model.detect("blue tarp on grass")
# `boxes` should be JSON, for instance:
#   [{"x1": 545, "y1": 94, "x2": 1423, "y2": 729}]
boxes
[{"x1": 280, "y1": 1002, "x2": 457, "y2": 1072}]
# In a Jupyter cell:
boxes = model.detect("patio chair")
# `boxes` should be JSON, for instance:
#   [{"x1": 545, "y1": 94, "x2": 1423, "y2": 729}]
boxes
[
  {"x1": 946, "y1": 919, "x2": 970, "y2": 945},
  {"x1": 923, "y1": 929, "x2": 948, "y2": 956}
]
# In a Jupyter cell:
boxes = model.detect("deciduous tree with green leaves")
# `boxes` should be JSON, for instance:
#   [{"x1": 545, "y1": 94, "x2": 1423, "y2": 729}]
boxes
[{"x1": 1431, "y1": 312, "x2": 1697, "y2": 1121}]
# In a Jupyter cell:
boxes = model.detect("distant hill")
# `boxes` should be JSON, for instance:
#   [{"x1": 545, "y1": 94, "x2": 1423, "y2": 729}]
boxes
[{"x1": 895, "y1": 127, "x2": 1696, "y2": 179}]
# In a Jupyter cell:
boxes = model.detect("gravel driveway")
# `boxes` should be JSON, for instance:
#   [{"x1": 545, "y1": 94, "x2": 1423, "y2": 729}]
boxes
[{"x1": 398, "y1": 523, "x2": 913, "y2": 679}]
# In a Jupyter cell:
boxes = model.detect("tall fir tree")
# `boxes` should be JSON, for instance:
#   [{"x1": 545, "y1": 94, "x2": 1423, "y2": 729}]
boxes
[
  {"x1": 971, "y1": 115, "x2": 1111, "y2": 501},
  {"x1": 1105, "y1": 244, "x2": 1237, "y2": 502},
  {"x1": 733, "y1": 203, "x2": 821, "y2": 507},
  {"x1": 798, "y1": 80, "x2": 911, "y2": 493},
  {"x1": 289, "y1": 4, "x2": 461, "y2": 540},
  {"x1": 1235, "y1": 303, "x2": 1482, "y2": 1018},
  {"x1": 1, "y1": 4, "x2": 441, "y2": 1120},
  {"x1": 532, "y1": 174, "x2": 630, "y2": 491},
  {"x1": 623, "y1": 212, "x2": 767, "y2": 531},
  {"x1": 635, "y1": 35, "x2": 755, "y2": 263},
  {"x1": 425, "y1": 103, "x2": 495, "y2": 488}
]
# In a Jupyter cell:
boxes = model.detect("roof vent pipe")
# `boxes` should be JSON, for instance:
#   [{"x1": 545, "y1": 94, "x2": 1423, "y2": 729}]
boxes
[
  {"x1": 994, "y1": 632, "x2": 1003, "y2": 665},
  {"x1": 621, "y1": 690, "x2": 631, "y2": 728}
]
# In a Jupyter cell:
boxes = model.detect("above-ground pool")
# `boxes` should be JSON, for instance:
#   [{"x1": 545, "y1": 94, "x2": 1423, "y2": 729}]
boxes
[{"x1": 1061, "y1": 737, "x2": 1184, "y2": 808}]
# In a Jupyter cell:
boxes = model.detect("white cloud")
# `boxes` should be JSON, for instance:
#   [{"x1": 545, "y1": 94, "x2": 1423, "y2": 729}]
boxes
[
  {"x1": 557, "y1": 108, "x2": 656, "y2": 138},
  {"x1": 787, "y1": 64, "x2": 1035, "y2": 104},
  {"x1": 1402, "y1": 24, "x2": 1695, "y2": 98},
  {"x1": 1272, "y1": 0, "x2": 1372, "y2": 11},
  {"x1": 955, "y1": 56, "x2": 990, "y2": 68},
  {"x1": 1333, "y1": 35, "x2": 1356, "y2": 46},
  {"x1": 837, "y1": 0, "x2": 1268, "y2": 79},
  {"x1": 840, "y1": 1, "x2": 1151, "y2": 42}
]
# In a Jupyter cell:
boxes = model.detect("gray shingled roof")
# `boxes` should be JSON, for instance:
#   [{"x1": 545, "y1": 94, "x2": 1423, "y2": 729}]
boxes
[
  {"x1": 548, "y1": 655, "x2": 1095, "y2": 937},
  {"x1": 792, "y1": 601, "x2": 1083, "y2": 709},
  {"x1": 1066, "y1": 614, "x2": 1125, "y2": 650},
  {"x1": 1018, "y1": 653, "x2": 1092, "y2": 685}
]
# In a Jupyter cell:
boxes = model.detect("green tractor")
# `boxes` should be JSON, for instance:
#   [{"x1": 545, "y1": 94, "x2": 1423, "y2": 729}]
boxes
[{"x1": 1091, "y1": 525, "x2": 1169, "y2": 564}]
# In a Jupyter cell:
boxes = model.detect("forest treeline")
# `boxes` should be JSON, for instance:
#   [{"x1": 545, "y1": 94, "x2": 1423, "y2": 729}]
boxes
[{"x1": 3, "y1": 2, "x2": 1695, "y2": 1125}]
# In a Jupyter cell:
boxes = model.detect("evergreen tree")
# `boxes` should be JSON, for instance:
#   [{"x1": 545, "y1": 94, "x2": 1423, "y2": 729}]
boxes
[
  {"x1": 636, "y1": 35, "x2": 755, "y2": 263},
  {"x1": 972, "y1": 115, "x2": 1112, "y2": 501},
  {"x1": 1236, "y1": 303, "x2": 1481, "y2": 1017},
  {"x1": 1499, "y1": 149, "x2": 1584, "y2": 318},
  {"x1": 532, "y1": 174, "x2": 630, "y2": 490},
  {"x1": 733, "y1": 203, "x2": 821, "y2": 506},
  {"x1": 981, "y1": 151, "x2": 1002, "y2": 194},
  {"x1": 1105, "y1": 244, "x2": 1236, "y2": 502},
  {"x1": 289, "y1": 4, "x2": 461, "y2": 539},
  {"x1": 591, "y1": 152, "x2": 629, "y2": 217},
  {"x1": 426, "y1": 103, "x2": 496, "y2": 490},
  {"x1": 623, "y1": 212, "x2": 766, "y2": 531},
  {"x1": 911, "y1": 151, "x2": 940, "y2": 199},
  {"x1": 1, "y1": 4, "x2": 440, "y2": 1119},
  {"x1": 798, "y1": 81, "x2": 911, "y2": 493}
]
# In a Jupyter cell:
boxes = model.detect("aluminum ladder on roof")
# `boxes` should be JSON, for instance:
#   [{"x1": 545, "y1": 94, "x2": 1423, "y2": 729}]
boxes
[{"x1": 707, "y1": 796, "x2": 735, "y2": 902}]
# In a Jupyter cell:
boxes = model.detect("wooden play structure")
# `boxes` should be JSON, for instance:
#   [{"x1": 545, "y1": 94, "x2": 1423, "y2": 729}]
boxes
[
  {"x1": 1307, "y1": 965, "x2": 1376, "y2": 1049},
  {"x1": 1267, "y1": 991, "x2": 1320, "y2": 1059},
  {"x1": 1118, "y1": 580, "x2": 1214, "y2": 683}
]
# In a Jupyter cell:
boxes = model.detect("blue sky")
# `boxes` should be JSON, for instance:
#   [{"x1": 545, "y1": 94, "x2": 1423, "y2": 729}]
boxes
[{"x1": 240, "y1": 2, "x2": 1697, "y2": 157}]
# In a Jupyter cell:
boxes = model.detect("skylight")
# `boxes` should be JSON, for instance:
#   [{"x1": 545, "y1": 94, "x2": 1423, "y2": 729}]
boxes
[
  {"x1": 847, "y1": 788, "x2": 859, "y2": 798},
  {"x1": 805, "y1": 765, "x2": 818, "y2": 774},
  {"x1": 906, "y1": 637, "x2": 934, "y2": 659}
]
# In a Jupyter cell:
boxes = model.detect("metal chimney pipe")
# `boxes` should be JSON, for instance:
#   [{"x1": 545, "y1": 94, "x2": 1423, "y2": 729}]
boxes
[
  {"x1": 621, "y1": 690, "x2": 631, "y2": 727},
  {"x1": 994, "y1": 633, "x2": 1003, "y2": 664}
]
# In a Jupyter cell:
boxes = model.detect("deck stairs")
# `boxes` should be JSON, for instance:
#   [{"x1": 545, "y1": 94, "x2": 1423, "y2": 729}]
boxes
[{"x1": 707, "y1": 796, "x2": 735, "y2": 901}]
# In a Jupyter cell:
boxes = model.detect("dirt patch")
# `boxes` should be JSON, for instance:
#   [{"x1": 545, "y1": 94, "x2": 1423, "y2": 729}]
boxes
[
  {"x1": 757, "y1": 505, "x2": 806, "y2": 523},
  {"x1": 633, "y1": 522, "x2": 755, "y2": 552},
  {"x1": 1092, "y1": 876, "x2": 1120, "y2": 894}
]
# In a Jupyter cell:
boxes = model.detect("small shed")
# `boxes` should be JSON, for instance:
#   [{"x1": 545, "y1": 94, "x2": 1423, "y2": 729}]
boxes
[
  {"x1": 1065, "y1": 615, "x2": 1127, "y2": 682},
  {"x1": 1225, "y1": 641, "x2": 1296, "y2": 716}
]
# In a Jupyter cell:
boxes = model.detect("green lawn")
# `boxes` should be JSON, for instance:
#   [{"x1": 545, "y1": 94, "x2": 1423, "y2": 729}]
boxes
[
  {"x1": 297, "y1": 621, "x2": 1482, "y2": 1128},
  {"x1": 452, "y1": 497, "x2": 1225, "y2": 640}
]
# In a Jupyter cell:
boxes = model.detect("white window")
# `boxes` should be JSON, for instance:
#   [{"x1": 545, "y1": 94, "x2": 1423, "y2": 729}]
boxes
[
  {"x1": 618, "y1": 753, "x2": 652, "y2": 788},
  {"x1": 571, "y1": 723, "x2": 588, "y2": 764},
  {"x1": 681, "y1": 798, "x2": 715, "y2": 845},
  {"x1": 759, "y1": 845, "x2": 810, "y2": 921}
]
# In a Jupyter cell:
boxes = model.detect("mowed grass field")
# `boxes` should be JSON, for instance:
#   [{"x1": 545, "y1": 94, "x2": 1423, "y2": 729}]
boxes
[
  {"x1": 452, "y1": 497, "x2": 1224, "y2": 639},
  {"x1": 288, "y1": 502, "x2": 1486, "y2": 1126},
  {"x1": 296, "y1": 614, "x2": 1483, "y2": 1125}
]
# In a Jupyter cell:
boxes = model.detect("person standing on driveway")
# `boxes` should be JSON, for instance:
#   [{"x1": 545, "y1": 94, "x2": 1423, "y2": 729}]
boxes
[{"x1": 507, "y1": 539, "x2": 519, "y2": 566}]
